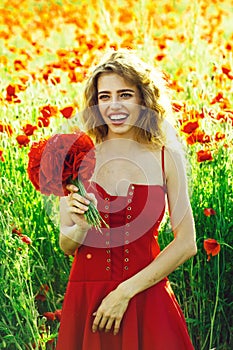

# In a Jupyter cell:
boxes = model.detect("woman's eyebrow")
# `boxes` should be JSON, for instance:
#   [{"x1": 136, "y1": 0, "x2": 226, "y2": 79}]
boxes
[{"x1": 98, "y1": 88, "x2": 135, "y2": 95}]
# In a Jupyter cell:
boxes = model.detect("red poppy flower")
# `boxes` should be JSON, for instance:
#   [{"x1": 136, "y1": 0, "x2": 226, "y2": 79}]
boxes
[
  {"x1": 6, "y1": 84, "x2": 16, "y2": 96},
  {"x1": 0, "y1": 123, "x2": 13, "y2": 136},
  {"x1": 203, "y1": 238, "x2": 220, "y2": 261},
  {"x1": 22, "y1": 124, "x2": 37, "y2": 136},
  {"x1": 27, "y1": 132, "x2": 106, "y2": 230},
  {"x1": 37, "y1": 116, "x2": 50, "y2": 128},
  {"x1": 40, "y1": 284, "x2": 49, "y2": 294},
  {"x1": 16, "y1": 135, "x2": 30, "y2": 147},
  {"x1": 215, "y1": 132, "x2": 225, "y2": 141},
  {"x1": 35, "y1": 293, "x2": 46, "y2": 302},
  {"x1": 21, "y1": 235, "x2": 32, "y2": 245},
  {"x1": 12, "y1": 227, "x2": 23, "y2": 236},
  {"x1": 55, "y1": 309, "x2": 62, "y2": 321},
  {"x1": 60, "y1": 106, "x2": 74, "y2": 119},
  {"x1": 186, "y1": 130, "x2": 211, "y2": 145},
  {"x1": 172, "y1": 101, "x2": 185, "y2": 112},
  {"x1": 0, "y1": 150, "x2": 4, "y2": 162},
  {"x1": 40, "y1": 105, "x2": 58, "y2": 118},
  {"x1": 27, "y1": 132, "x2": 95, "y2": 196},
  {"x1": 181, "y1": 119, "x2": 199, "y2": 134},
  {"x1": 43, "y1": 312, "x2": 56, "y2": 321},
  {"x1": 221, "y1": 64, "x2": 231, "y2": 75},
  {"x1": 204, "y1": 208, "x2": 216, "y2": 216},
  {"x1": 210, "y1": 92, "x2": 224, "y2": 104},
  {"x1": 197, "y1": 150, "x2": 213, "y2": 162}
]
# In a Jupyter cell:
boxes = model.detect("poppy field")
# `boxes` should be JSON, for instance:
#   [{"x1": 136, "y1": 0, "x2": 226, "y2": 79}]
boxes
[{"x1": 0, "y1": 0, "x2": 232, "y2": 349}]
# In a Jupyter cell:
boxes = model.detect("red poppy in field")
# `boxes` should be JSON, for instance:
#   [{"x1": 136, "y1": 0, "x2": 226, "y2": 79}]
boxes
[
  {"x1": 186, "y1": 130, "x2": 211, "y2": 145},
  {"x1": 0, "y1": 150, "x2": 4, "y2": 162},
  {"x1": 40, "y1": 105, "x2": 58, "y2": 118},
  {"x1": 210, "y1": 92, "x2": 224, "y2": 104},
  {"x1": 35, "y1": 293, "x2": 46, "y2": 302},
  {"x1": 215, "y1": 132, "x2": 225, "y2": 141},
  {"x1": 12, "y1": 227, "x2": 23, "y2": 236},
  {"x1": 43, "y1": 312, "x2": 56, "y2": 321},
  {"x1": 221, "y1": 64, "x2": 233, "y2": 79},
  {"x1": 37, "y1": 116, "x2": 50, "y2": 128},
  {"x1": 40, "y1": 284, "x2": 49, "y2": 294},
  {"x1": 60, "y1": 106, "x2": 74, "y2": 119},
  {"x1": 16, "y1": 135, "x2": 30, "y2": 147},
  {"x1": 155, "y1": 54, "x2": 166, "y2": 61},
  {"x1": 203, "y1": 238, "x2": 220, "y2": 261},
  {"x1": 0, "y1": 123, "x2": 13, "y2": 136},
  {"x1": 197, "y1": 150, "x2": 213, "y2": 162},
  {"x1": 6, "y1": 85, "x2": 16, "y2": 96},
  {"x1": 22, "y1": 124, "x2": 37, "y2": 136},
  {"x1": 21, "y1": 235, "x2": 32, "y2": 245},
  {"x1": 204, "y1": 208, "x2": 216, "y2": 216},
  {"x1": 172, "y1": 100, "x2": 185, "y2": 112},
  {"x1": 14, "y1": 59, "x2": 27, "y2": 71},
  {"x1": 55, "y1": 309, "x2": 62, "y2": 321},
  {"x1": 5, "y1": 84, "x2": 21, "y2": 103},
  {"x1": 181, "y1": 119, "x2": 199, "y2": 134}
]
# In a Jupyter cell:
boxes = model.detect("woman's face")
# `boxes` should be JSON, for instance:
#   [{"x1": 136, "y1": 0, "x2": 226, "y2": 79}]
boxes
[{"x1": 97, "y1": 73, "x2": 142, "y2": 139}]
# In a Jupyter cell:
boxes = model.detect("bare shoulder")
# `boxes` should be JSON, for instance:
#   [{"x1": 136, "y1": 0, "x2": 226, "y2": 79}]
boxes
[{"x1": 164, "y1": 145, "x2": 187, "y2": 182}]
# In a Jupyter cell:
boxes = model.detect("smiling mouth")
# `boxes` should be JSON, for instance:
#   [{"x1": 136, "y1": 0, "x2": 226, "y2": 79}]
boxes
[{"x1": 108, "y1": 114, "x2": 129, "y2": 123}]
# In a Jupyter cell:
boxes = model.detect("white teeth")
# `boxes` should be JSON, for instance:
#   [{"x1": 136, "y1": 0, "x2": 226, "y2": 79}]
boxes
[{"x1": 109, "y1": 114, "x2": 128, "y2": 121}]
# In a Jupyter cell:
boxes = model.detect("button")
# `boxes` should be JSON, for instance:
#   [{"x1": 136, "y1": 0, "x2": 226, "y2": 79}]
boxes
[
  {"x1": 124, "y1": 258, "x2": 129, "y2": 262},
  {"x1": 106, "y1": 240, "x2": 110, "y2": 245},
  {"x1": 86, "y1": 253, "x2": 92, "y2": 259},
  {"x1": 128, "y1": 199, "x2": 132, "y2": 203},
  {"x1": 125, "y1": 249, "x2": 129, "y2": 253},
  {"x1": 124, "y1": 266, "x2": 129, "y2": 270},
  {"x1": 107, "y1": 258, "x2": 111, "y2": 263},
  {"x1": 106, "y1": 266, "x2": 110, "y2": 271},
  {"x1": 106, "y1": 249, "x2": 111, "y2": 254},
  {"x1": 127, "y1": 215, "x2": 131, "y2": 219},
  {"x1": 105, "y1": 205, "x2": 109, "y2": 209},
  {"x1": 104, "y1": 214, "x2": 108, "y2": 218},
  {"x1": 106, "y1": 232, "x2": 110, "y2": 236},
  {"x1": 127, "y1": 207, "x2": 131, "y2": 210},
  {"x1": 105, "y1": 197, "x2": 109, "y2": 201},
  {"x1": 131, "y1": 185, "x2": 135, "y2": 189},
  {"x1": 125, "y1": 231, "x2": 129, "y2": 236},
  {"x1": 125, "y1": 240, "x2": 129, "y2": 244},
  {"x1": 129, "y1": 191, "x2": 133, "y2": 196},
  {"x1": 126, "y1": 223, "x2": 130, "y2": 227}
]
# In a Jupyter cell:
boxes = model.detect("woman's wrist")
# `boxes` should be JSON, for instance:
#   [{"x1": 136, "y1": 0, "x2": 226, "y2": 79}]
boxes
[{"x1": 116, "y1": 280, "x2": 135, "y2": 300}]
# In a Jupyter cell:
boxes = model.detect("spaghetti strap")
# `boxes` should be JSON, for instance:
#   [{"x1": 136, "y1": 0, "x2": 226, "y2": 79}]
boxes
[{"x1": 161, "y1": 146, "x2": 167, "y2": 191}]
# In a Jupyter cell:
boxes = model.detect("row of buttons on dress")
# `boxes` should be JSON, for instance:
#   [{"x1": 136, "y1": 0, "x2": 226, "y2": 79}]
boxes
[{"x1": 104, "y1": 185, "x2": 135, "y2": 272}]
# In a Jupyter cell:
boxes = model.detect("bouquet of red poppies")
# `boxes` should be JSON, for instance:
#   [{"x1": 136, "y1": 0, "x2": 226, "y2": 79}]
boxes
[{"x1": 27, "y1": 131, "x2": 107, "y2": 231}]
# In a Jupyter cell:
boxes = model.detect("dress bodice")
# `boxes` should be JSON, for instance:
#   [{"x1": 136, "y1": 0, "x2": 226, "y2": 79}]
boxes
[{"x1": 70, "y1": 182, "x2": 166, "y2": 282}]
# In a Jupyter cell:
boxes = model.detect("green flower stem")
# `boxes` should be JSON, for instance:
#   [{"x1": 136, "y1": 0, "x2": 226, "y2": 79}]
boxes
[
  {"x1": 71, "y1": 179, "x2": 109, "y2": 232},
  {"x1": 221, "y1": 242, "x2": 233, "y2": 251},
  {"x1": 209, "y1": 253, "x2": 220, "y2": 349}
]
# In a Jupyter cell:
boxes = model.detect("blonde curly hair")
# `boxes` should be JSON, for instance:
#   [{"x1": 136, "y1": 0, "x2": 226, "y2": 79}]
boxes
[{"x1": 82, "y1": 49, "x2": 173, "y2": 148}]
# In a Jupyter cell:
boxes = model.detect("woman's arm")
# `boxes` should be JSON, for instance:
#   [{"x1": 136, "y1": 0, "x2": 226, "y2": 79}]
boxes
[
  {"x1": 92, "y1": 147, "x2": 197, "y2": 334},
  {"x1": 119, "y1": 147, "x2": 197, "y2": 297},
  {"x1": 59, "y1": 185, "x2": 95, "y2": 255}
]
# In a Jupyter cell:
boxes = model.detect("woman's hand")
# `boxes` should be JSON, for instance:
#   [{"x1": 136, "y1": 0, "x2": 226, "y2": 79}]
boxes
[
  {"x1": 92, "y1": 286, "x2": 131, "y2": 335},
  {"x1": 66, "y1": 184, "x2": 97, "y2": 230}
]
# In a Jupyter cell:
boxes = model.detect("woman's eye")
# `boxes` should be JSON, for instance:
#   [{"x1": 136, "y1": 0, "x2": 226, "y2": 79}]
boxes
[
  {"x1": 120, "y1": 93, "x2": 133, "y2": 99},
  {"x1": 99, "y1": 95, "x2": 110, "y2": 101}
]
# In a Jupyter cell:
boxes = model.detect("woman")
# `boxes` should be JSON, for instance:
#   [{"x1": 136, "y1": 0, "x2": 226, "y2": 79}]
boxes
[{"x1": 56, "y1": 50, "x2": 197, "y2": 350}]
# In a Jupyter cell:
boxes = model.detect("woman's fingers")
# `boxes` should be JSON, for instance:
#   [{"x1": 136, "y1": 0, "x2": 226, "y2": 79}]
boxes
[{"x1": 66, "y1": 184, "x2": 78, "y2": 192}]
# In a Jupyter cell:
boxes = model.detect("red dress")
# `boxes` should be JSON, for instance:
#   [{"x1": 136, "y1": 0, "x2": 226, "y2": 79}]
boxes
[{"x1": 56, "y1": 151, "x2": 194, "y2": 350}]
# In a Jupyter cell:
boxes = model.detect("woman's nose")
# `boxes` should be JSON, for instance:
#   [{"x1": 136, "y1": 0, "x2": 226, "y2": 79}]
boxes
[{"x1": 109, "y1": 96, "x2": 122, "y2": 109}]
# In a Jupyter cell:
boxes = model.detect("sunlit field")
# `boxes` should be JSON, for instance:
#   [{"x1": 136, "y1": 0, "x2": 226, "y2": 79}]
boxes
[{"x1": 0, "y1": 0, "x2": 232, "y2": 349}]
